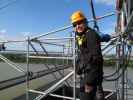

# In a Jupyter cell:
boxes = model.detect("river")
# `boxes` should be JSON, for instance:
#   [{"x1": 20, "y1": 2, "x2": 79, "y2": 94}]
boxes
[{"x1": 0, "y1": 62, "x2": 133, "y2": 100}]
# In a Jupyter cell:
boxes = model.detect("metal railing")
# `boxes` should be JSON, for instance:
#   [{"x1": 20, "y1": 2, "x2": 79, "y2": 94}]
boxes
[{"x1": 0, "y1": 10, "x2": 133, "y2": 100}]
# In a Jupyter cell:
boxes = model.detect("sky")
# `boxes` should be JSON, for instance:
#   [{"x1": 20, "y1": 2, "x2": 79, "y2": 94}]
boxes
[{"x1": 0, "y1": 0, "x2": 116, "y2": 51}]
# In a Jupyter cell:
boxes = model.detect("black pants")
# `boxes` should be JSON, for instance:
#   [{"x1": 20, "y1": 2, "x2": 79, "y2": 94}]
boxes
[
  {"x1": 80, "y1": 86, "x2": 97, "y2": 100},
  {"x1": 79, "y1": 63, "x2": 101, "y2": 100}
]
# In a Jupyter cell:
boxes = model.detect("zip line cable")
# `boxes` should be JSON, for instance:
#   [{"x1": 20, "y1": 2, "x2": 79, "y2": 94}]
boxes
[
  {"x1": 31, "y1": 12, "x2": 115, "y2": 40},
  {"x1": 104, "y1": 41, "x2": 132, "y2": 81},
  {"x1": 0, "y1": 0, "x2": 20, "y2": 11}
]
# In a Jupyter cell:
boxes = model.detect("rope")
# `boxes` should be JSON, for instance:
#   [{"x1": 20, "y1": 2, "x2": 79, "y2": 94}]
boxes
[
  {"x1": 104, "y1": 43, "x2": 132, "y2": 81},
  {"x1": 88, "y1": 0, "x2": 100, "y2": 31}
]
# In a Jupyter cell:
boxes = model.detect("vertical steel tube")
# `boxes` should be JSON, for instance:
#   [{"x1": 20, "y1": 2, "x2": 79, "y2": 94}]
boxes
[
  {"x1": 26, "y1": 37, "x2": 30, "y2": 100},
  {"x1": 121, "y1": 10, "x2": 125, "y2": 100},
  {"x1": 115, "y1": 42, "x2": 119, "y2": 100},
  {"x1": 73, "y1": 35, "x2": 76, "y2": 100}
]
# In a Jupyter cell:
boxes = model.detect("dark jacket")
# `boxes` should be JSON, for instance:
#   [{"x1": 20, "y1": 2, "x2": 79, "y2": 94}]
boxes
[{"x1": 76, "y1": 27, "x2": 103, "y2": 74}]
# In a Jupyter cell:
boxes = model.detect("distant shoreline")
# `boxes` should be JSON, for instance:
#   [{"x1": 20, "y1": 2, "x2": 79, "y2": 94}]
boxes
[{"x1": 0, "y1": 53, "x2": 133, "y2": 67}]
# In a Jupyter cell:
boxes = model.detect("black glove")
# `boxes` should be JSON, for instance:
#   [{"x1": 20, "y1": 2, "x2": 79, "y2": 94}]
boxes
[{"x1": 77, "y1": 68, "x2": 82, "y2": 75}]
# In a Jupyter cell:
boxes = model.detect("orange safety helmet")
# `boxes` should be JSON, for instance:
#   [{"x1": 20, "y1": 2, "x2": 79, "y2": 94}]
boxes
[{"x1": 71, "y1": 11, "x2": 86, "y2": 24}]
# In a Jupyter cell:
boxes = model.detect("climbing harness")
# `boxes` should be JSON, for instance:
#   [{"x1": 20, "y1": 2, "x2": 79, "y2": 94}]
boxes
[{"x1": 76, "y1": 34, "x2": 87, "y2": 47}]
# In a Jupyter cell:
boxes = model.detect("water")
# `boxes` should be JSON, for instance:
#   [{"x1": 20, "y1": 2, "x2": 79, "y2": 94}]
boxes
[
  {"x1": 0, "y1": 62, "x2": 133, "y2": 100},
  {"x1": 0, "y1": 62, "x2": 69, "y2": 100}
]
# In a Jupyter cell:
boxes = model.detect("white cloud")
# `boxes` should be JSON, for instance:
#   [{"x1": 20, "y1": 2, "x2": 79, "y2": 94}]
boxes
[
  {"x1": 0, "y1": 29, "x2": 7, "y2": 34},
  {"x1": 0, "y1": 30, "x2": 26, "y2": 42},
  {"x1": 94, "y1": 0, "x2": 115, "y2": 6},
  {"x1": 0, "y1": 30, "x2": 29, "y2": 50},
  {"x1": 20, "y1": 32, "x2": 31, "y2": 38},
  {"x1": 0, "y1": 29, "x2": 7, "y2": 41}
]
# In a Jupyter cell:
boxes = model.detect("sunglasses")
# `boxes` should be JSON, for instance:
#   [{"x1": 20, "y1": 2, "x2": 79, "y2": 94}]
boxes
[{"x1": 72, "y1": 20, "x2": 85, "y2": 27}]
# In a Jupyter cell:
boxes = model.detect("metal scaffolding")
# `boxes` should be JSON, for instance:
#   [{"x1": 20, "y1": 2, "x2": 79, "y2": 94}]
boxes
[{"x1": 0, "y1": 5, "x2": 133, "y2": 99}]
